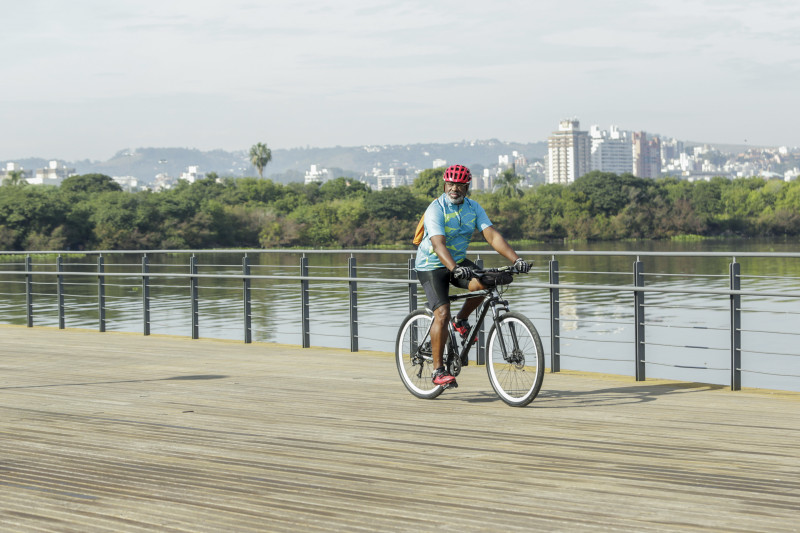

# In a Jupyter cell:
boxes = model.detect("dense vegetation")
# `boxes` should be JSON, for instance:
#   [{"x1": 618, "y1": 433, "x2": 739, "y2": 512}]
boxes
[{"x1": 1, "y1": 170, "x2": 799, "y2": 251}]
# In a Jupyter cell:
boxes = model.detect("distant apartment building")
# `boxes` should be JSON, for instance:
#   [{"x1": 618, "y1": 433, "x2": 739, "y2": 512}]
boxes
[
  {"x1": 547, "y1": 119, "x2": 590, "y2": 184},
  {"x1": 375, "y1": 168, "x2": 410, "y2": 191},
  {"x1": 498, "y1": 151, "x2": 527, "y2": 172},
  {"x1": 1, "y1": 160, "x2": 74, "y2": 186},
  {"x1": 432, "y1": 158, "x2": 447, "y2": 168},
  {"x1": 660, "y1": 137, "x2": 684, "y2": 163},
  {"x1": 0, "y1": 162, "x2": 30, "y2": 183},
  {"x1": 179, "y1": 165, "x2": 204, "y2": 183},
  {"x1": 513, "y1": 151, "x2": 527, "y2": 170},
  {"x1": 633, "y1": 132, "x2": 662, "y2": 178},
  {"x1": 475, "y1": 169, "x2": 493, "y2": 192},
  {"x1": 304, "y1": 164, "x2": 329, "y2": 185},
  {"x1": 0, "y1": 161, "x2": 74, "y2": 186},
  {"x1": 589, "y1": 125, "x2": 633, "y2": 175},
  {"x1": 679, "y1": 153, "x2": 695, "y2": 173},
  {"x1": 112, "y1": 176, "x2": 139, "y2": 191},
  {"x1": 153, "y1": 173, "x2": 175, "y2": 191}
]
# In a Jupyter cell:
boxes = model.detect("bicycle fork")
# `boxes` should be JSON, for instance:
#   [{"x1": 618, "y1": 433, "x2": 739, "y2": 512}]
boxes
[{"x1": 488, "y1": 299, "x2": 522, "y2": 365}]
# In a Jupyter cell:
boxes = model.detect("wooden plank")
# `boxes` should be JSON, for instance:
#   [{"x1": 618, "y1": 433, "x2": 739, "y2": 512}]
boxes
[{"x1": 1, "y1": 325, "x2": 798, "y2": 532}]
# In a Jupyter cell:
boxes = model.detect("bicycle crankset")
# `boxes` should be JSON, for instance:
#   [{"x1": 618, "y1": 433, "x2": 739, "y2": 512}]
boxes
[{"x1": 448, "y1": 356, "x2": 462, "y2": 377}]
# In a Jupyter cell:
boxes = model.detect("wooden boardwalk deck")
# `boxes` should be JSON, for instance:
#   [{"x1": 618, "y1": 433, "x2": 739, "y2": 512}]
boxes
[{"x1": 1, "y1": 325, "x2": 798, "y2": 532}]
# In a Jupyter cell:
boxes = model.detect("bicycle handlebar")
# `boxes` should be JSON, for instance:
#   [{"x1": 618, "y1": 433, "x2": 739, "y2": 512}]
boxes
[{"x1": 472, "y1": 265, "x2": 524, "y2": 275}]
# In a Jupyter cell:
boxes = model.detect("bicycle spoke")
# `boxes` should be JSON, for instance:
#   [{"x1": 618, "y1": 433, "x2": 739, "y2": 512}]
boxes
[
  {"x1": 396, "y1": 310, "x2": 443, "y2": 399},
  {"x1": 486, "y1": 312, "x2": 544, "y2": 407}
]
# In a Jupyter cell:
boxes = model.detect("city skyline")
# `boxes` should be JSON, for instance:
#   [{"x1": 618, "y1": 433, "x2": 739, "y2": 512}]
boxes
[{"x1": 3, "y1": 0, "x2": 799, "y2": 162}]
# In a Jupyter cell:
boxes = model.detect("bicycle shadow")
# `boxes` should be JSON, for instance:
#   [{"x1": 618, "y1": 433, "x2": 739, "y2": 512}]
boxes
[{"x1": 446, "y1": 380, "x2": 724, "y2": 408}]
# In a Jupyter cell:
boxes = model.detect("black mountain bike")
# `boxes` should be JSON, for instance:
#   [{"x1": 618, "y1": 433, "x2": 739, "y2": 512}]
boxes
[{"x1": 395, "y1": 266, "x2": 544, "y2": 407}]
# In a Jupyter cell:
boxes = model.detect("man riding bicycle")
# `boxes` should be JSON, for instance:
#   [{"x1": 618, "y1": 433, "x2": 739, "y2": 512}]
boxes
[{"x1": 414, "y1": 164, "x2": 530, "y2": 387}]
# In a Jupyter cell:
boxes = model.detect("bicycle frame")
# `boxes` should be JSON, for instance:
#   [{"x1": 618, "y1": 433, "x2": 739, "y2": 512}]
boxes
[{"x1": 443, "y1": 284, "x2": 513, "y2": 365}]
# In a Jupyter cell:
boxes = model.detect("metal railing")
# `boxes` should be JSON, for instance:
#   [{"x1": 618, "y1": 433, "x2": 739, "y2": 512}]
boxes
[{"x1": 1, "y1": 249, "x2": 799, "y2": 393}]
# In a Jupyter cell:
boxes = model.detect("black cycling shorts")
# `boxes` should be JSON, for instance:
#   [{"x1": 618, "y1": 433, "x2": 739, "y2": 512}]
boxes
[{"x1": 416, "y1": 259, "x2": 479, "y2": 312}]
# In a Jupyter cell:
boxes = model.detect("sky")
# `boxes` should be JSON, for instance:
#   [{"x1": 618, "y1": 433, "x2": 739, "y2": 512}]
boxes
[{"x1": 2, "y1": 0, "x2": 800, "y2": 161}]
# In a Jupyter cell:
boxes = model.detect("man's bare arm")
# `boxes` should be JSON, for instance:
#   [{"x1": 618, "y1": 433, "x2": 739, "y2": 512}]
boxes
[
  {"x1": 430, "y1": 235, "x2": 458, "y2": 271},
  {"x1": 482, "y1": 226, "x2": 520, "y2": 264}
]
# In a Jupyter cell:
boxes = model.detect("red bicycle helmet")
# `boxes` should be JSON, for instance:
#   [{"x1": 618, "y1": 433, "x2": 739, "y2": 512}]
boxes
[{"x1": 443, "y1": 164, "x2": 472, "y2": 183}]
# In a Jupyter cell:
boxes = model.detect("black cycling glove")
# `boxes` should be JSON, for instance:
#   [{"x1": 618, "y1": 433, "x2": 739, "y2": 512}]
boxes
[
  {"x1": 514, "y1": 258, "x2": 531, "y2": 273},
  {"x1": 452, "y1": 266, "x2": 474, "y2": 280}
]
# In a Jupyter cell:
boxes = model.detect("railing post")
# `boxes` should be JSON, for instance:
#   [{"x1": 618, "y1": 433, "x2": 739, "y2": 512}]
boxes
[
  {"x1": 57, "y1": 255, "x2": 65, "y2": 330},
  {"x1": 98, "y1": 255, "x2": 106, "y2": 332},
  {"x1": 475, "y1": 257, "x2": 486, "y2": 365},
  {"x1": 190, "y1": 255, "x2": 199, "y2": 339},
  {"x1": 25, "y1": 255, "x2": 33, "y2": 327},
  {"x1": 142, "y1": 255, "x2": 150, "y2": 336},
  {"x1": 300, "y1": 255, "x2": 310, "y2": 348},
  {"x1": 634, "y1": 259, "x2": 646, "y2": 381},
  {"x1": 730, "y1": 260, "x2": 742, "y2": 391},
  {"x1": 349, "y1": 255, "x2": 359, "y2": 352},
  {"x1": 243, "y1": 255, "x2": 252, "y2": 344},
  {"x1": 408, "y1": 257, "x2": 417, "y2": 313},
  {"x1": 549, "y1": 258, "x2": 560, "y2": 373}
]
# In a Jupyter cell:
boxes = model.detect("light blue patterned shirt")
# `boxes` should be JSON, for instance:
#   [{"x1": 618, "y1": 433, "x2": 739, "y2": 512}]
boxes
[{"x1": 415, "y1": 194, "x2": 493, "y2": 271}]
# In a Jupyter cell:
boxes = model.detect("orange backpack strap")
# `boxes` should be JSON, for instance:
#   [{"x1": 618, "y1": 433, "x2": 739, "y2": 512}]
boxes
[
  {"x1": 412, "y1": 213, "x2": 425, "y2": 246},
  {"x1": 413, "y1": 198, "x2": 445, "y2": 246}
]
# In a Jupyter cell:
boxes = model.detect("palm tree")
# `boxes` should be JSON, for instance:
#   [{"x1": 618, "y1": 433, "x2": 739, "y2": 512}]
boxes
[
  {"x1": 493, "y1": 168, "x2": 524, "y2": 198},
  {"x1": 249, "y1": 142, "x2": 272, "y2": 178},
  {"x1": 2, "y1": 170, "x2": 27, "y2": 187}
]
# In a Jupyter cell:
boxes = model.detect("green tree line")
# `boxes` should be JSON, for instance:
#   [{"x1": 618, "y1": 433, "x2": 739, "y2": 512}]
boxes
[{"x1": 1, "y1": 170, "x2": 799, "y2": 251}]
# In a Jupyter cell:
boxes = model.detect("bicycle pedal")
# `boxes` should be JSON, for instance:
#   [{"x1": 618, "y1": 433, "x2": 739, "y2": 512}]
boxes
[{"x1": 442, "y1": 380, "x2": 459, "y2": 390}]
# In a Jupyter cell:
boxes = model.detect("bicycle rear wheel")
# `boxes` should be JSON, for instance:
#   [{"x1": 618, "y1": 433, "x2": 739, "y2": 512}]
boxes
[
  {"x1": 486, "y1": 311, "x2": 544, "y2": 407},
  {"x1": 395, "y1": 309, "x2": 443, "y2": 399}
]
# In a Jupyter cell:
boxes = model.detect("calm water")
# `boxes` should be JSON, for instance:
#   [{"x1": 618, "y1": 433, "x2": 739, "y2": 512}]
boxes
[{"x1": 1, "y1": 238, "x2": 799, "y2": 392}]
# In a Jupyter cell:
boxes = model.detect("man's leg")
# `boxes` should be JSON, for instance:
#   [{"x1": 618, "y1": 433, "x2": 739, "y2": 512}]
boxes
[
  {"x1": 431, "y1": 303, "x2": 450, "y2": 370},
  {"x1": 454, "y1": 277, "x2": 486, "y2": 322},
  {"x1": 417, "y1": 268, "x2": 456, "y2": 385}
]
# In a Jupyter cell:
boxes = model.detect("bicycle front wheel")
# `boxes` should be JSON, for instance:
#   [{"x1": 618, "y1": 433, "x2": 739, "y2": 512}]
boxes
[
  {"x1": 486, "y1": 311, "x2": 544, "y2": 407},
  {"x1": 396, "y1": 309, "x2": 443, "y2": 400}
]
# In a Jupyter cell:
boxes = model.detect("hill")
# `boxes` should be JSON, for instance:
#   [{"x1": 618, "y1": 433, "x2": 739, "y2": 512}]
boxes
[{"x1": 3, "y1": 140, "x2": 547, "y2": 185}]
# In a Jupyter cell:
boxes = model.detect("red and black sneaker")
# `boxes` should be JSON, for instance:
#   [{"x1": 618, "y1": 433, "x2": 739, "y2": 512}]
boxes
[
  {"x1": 452, "y1": 319, "x2": 477, "y2": 343},
  {"x1": 432, "y1": 367, "x2": 456, "y2": 386}
]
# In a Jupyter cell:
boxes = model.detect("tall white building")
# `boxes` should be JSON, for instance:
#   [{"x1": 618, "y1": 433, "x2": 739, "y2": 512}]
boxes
[
  {"x1": 28, "y1": 161, "x2": 74, "y2": 186},
  {"x1": 113, "y1": 176, "x2": 139, "y2": 191},
  {"x1": 179, "y1": 165, "x2": 204, "y2": 183},
  {"x1": 304, "y1": 165, "x2": 329, "y2": 185},
  {"x1": 374, "y1": 168, "x2": 410, "y2": 190},
  {"x1": 478, "y1": 168, "x2": 493, "y2": 191},
  {"x1": 590, "y1": 125, "x2": 633, "y2": 175},
  {"x1": 547, "y1": 119, "x2": 590, "y2": 184}
]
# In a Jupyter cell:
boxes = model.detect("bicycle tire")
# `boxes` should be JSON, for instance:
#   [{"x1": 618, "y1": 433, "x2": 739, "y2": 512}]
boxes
[
  {"x1": 395, "y1": 309, "x2": 444, "y2": 399},
  {"x1": 486, "y1": 311, "x2": 544, "y2": 407}
]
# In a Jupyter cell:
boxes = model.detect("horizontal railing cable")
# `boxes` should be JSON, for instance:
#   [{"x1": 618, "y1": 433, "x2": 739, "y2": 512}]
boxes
[
  {"x1": 740, "y1": 368, "x2": 800, "y2": 378},
  {"x1": 559, "y1": 352, "x2": 629, "y2": 363},
  {"x1": 646, "y1": 341, "x2": 726, "y2": 351},
  {"x1": 643, "y1": 360, "x2": 729, "y2": 371},
  {"x1": 7, "y1": 267, "x2": 800, "y2": 300},
  {"x1": 644, "y1": 323, "x2": 728, "y2": 331},
  {"x1": 558, "y1": 335, "x2": 629, "y2": 344}
]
